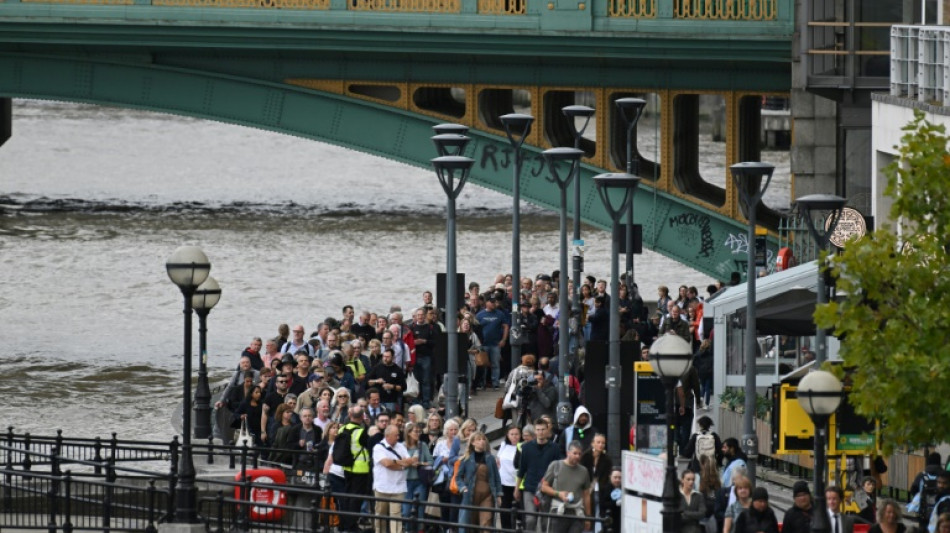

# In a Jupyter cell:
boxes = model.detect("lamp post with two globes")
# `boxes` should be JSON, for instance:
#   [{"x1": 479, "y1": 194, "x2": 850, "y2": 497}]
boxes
[
  {"x1": 432, "y1": 127, "x2": 473, "y2": 421},
  {"x1": 165, "y1": 245, "x2": 212, "y2": 523}
]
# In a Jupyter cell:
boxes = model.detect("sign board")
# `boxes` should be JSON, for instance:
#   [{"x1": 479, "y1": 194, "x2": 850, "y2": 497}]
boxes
[
  {"x1": 622, "y1": 451, "x2": 663, "y2": 533},
  {"x1": 633, "y1": 361, "x2": 667, "y2": 454},
  {"x1": 623, "y1": 494, "x2": 663, "y2": 533},
  {"x1": 772, "y1": 379, "x2": 879, "y2": 456},
  {"x1": 622, "y1": 451, "x2": 665, "y2": 497}
]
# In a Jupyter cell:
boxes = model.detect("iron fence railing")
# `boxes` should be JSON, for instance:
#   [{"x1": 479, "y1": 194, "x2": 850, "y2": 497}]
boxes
[{"x1": 2, "y1": 430, "x2": 607, "y2": 533}]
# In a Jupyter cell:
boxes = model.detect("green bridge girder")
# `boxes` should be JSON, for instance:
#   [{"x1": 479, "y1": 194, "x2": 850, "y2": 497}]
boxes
[{"x1": 0, "y1": 53, "x2": 773, "y2": 279}]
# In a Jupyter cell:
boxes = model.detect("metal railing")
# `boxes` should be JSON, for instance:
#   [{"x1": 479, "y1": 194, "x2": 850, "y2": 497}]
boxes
[
  {"x1": 890, "y1": 24, "x2": 950, "y2": 105},
  {"x1": 2, "y1": 430, "x2": 606, "y2": 533}
]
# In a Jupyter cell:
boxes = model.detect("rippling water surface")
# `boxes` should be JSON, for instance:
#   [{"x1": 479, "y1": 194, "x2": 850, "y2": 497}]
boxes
[{"x1": 0, "y1": 100, "x2": 764, "y2": 441}]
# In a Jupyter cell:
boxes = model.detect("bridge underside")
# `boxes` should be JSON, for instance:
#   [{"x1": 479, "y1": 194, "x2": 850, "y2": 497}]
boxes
[{"x1": 0, "y1": 37, "x2": 788, "y2": 279}]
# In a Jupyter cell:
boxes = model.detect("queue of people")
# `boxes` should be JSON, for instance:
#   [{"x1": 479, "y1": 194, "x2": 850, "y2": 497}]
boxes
[{"x1": 207, "y1": 271, "x2": 746, "y2": 533}]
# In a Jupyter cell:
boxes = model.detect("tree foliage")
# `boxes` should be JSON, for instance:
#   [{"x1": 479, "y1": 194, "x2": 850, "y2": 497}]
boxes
[{"x1": 814, "y1": 111, "x2": 950, "y2": 453}]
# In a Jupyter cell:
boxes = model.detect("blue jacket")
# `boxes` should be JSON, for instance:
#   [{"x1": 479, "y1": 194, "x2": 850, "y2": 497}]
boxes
[
  {"x1": 457, "y1": 453, "x2": 502, "y2": 503},
  {"x1": 516, "y1": 439, "x2": 564, "y2": 493}
]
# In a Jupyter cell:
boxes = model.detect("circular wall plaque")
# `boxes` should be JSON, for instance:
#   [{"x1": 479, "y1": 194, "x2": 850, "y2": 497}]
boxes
[{"x1": 826, "y1": 207, "x2": 867, "y2": 248}]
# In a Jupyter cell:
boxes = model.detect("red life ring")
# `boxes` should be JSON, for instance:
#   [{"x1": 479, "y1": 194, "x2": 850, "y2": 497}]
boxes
[
  {"x1": 776, "y1": 247, "x2": 794, "y2": 272},
  {"x1": 234, "y1": 468, "x2": 287, "y2": 522}
]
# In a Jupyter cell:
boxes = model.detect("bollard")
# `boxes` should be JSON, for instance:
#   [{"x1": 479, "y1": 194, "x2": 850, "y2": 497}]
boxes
[
  {"x1": 167, "y1": 436, "x2": 179, "y2": 519},
  {"x1": 240, "y1": 474, "x2": 252, "y2": 531},
  {"x1": 109, "y1": 432, "x2": 118, "y2": 462},
  {"x1": 55, "y1": 430, "x2": 63, "y2": 460},
  {"x1": 145, "y1": 480, "x2": 158, "y2": 533},
  {"x1": 103, "y1": 458, "x2": 115, "y2": 530},
  {"x1": 214, "y1": 490, "x2": 225, "y2": 533},
  {"x1": 207, "y1": 435, "x2": 214, "y2": 465},
  {"x1": 93, "y1": 436, "x2": 103, "y2": 476},
  {"x1": 47, "y1": 449, "x2": 60, "y2": 533},
  {"x1": 23, "y1": 433, "x2": 32, "y2": 471},
  {"x1": 63, "y1": 471, "x2": 73, "y2": 533}
]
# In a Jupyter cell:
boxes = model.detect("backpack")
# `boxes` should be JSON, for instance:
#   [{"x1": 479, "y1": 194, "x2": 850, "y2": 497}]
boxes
[
  {"x1": 695, "y1": 431, "x2": 716, "y2": 463},
  {"x1": 448, "y1": 458, "x2": 463, "y2": 495},
  {"x1": 332, "y1": 427, "x2": 355, "y2": 467},
  {"x1": 907, "y1": 472, "x2": 938, "y2": 514}
]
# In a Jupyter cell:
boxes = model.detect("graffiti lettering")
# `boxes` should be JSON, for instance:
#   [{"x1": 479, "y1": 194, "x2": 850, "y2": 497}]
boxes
[
  {"x1": 724, "y1": 233, "x2": 749, "y2": 255},
  {"x1": 479, "y1": 144, "x2": 513, "y2": 173},
  {"x1": 668, "y1": 213, "x2": 714, "y2": 258}
]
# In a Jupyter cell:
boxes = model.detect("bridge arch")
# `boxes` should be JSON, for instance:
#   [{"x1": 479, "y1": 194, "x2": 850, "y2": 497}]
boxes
[{"x1": 0, "y1": 53, "x2": 774, "y2": 279}]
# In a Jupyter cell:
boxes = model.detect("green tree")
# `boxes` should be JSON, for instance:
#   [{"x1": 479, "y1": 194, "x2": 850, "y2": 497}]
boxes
[{"x1": 814, "y1": 111, "x2": 950, "y2": 453}]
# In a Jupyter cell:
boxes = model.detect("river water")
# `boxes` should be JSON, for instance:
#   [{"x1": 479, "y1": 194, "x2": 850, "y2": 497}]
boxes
[{"x1": 0, "y1": 100, "x2": 783, "y2": 442}]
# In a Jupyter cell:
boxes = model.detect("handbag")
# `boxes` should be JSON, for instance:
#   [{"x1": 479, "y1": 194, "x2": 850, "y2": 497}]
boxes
[
  {"x1": 475, "y1": 350, "x2": 490, "y2": 368},
  {"x1": 418, "y1": 464, "x2": 435, "y2": 487},
  {"x1": 430, "y1": 463, "x2": 448, "y2": 494},
  {"x1": 235, "y1": 418, "x2": 253, "y2": 448},
  {"x1": 405, "y1": 373, "x2": 420, "y2": 398},
  {"x1": 494, "y1": 397, "x2": 505, "y2": 419}
]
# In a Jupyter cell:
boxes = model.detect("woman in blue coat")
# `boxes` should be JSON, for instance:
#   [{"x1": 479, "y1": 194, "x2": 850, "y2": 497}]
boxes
[{"x1": 457, "y1": 431, "x2": 502, "y2": 533}]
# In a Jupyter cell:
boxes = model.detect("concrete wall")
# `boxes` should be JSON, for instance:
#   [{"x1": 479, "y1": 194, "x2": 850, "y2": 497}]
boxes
[
  {"x1": 791, "y1": 0, "x2": 840, "y2": 201},
  {"x1": 871, "y1": 94, "x2": 950, "y2": 228}
]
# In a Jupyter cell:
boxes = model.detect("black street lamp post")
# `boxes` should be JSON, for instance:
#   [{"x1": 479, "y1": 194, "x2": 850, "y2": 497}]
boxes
[
  {"x1": 796, "y1": 370, "x2": 843, "y2": 533},
  {"x1": 648, "y1": 334, "x2": 694, "y2": 533},
  {"x1": 499, "y1": 113, "x2": 534, "y2": 368},
  {"x1": 795, "y1": 194, "x2": 847, "y2": 366},
  {"x1": 562, "y1": 105, "x2": 594, "y2": 380},
  {"x1": 615, "y1": 97, "x2": 647, "y2": 282},
  {"x1": 192, "y1": 276, "x2": 221, "y2": 441},
  {"x1": 542, "y1": 146, "x2": 584, "y2": 429},
  {"x1": 730, "y1": 161, "x2": 775, "y2": 483},
  {"x1": 593, "y1": 172, "x2": 641, "y2": 465},
  {"x1": 166, "y1": 245, "x2": 211, "y2": 524},
  {"x1": 431, "y1": 133, "x2": 473, "y2": 422}
]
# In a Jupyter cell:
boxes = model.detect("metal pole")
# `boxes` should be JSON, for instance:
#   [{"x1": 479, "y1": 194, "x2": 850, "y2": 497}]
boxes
[
  {"x1": 563, "y1": 106, "x2": 593, "y2": 386},
  {"x1": 432, "y1": 150, "x2": 472, "y2": 422},
  {"x1": 811, "y1": 414, "x2": 831, "y2": 533},
  {"x1": 743, "y1": 201, "x2": 758, "y2": 483},
  {"x1": 446, "y1": 186, "x2": 459, "y2": 421},
  {"x1": 594, "y1": 173, "x2": 639, "y2": 465},
  {"x1": 616, "y1": 97, "x2": 646, "y2": 282},
  {"x1": 194, "y1": 309, "x2": 212, "y2": 440},
  {"x1": 543, "y1": 147, "x2": 583, "y2": 430},
  {"x1": 557, "y1": 182, "x2": 571, "y2": 429},
  {"x1": 795, "y1": 195, "x2": 847, "y2": 365},
  {"x1": 731, "y1": 162, "x2": 774, "y2": 486},
  {"x1": 607, "y1": 212, "x2": 622, "y2": 463},
  {"x1": 661, "y1": 378, "x2": 681, "y2": 533},
  {"x1": 500, "y1": 114, "x2": 533, "y2": 372},
  {"x1": 176, "y1": 288, "x2": 198, "y2": 522}
]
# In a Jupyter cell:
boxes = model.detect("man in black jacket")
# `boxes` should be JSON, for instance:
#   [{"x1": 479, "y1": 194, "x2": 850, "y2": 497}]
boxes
[{"x1": 781, "y1": 481, "x2": 814, "y2": 533}]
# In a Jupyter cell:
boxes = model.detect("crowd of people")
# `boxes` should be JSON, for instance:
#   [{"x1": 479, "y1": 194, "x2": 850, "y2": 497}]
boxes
[
  {"x1": 210, "y1": 269, "x2": 943, "y2": 533},
  {"x1": 210, "y1": 270, "x2": 725, "y2": 533}
]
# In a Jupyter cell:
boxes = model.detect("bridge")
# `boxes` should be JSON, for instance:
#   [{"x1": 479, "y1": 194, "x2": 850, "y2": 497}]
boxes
[{"x1": 0, "y1": 0, "x2": 794, "y2": 279}]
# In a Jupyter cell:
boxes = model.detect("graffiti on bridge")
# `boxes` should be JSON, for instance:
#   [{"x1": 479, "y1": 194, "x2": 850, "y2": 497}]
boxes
[{"x1": 668, "y1": 213, "x2": 714, "y2": 258}]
